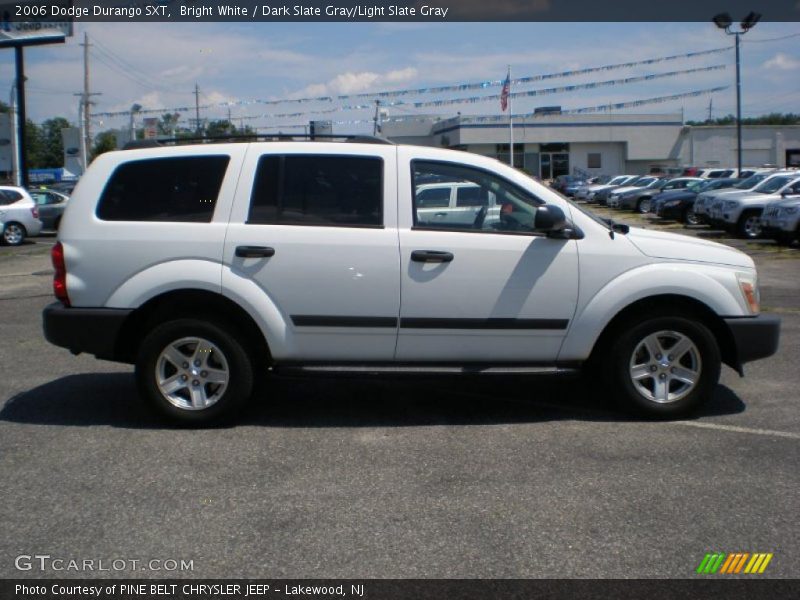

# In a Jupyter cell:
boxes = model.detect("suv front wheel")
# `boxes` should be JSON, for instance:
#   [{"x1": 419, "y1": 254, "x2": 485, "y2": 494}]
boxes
[
  {"x1": 135, "y1": 318, "x2": 254, "y2": 425},
  {"x1": 605, "y1": 316, "x2": 721, "y2": 417}
]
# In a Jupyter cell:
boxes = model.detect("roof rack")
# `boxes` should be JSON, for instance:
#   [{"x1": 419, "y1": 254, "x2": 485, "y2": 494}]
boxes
[{"x1": 122, "y1": 133, "x2": 394, "y2": 150}]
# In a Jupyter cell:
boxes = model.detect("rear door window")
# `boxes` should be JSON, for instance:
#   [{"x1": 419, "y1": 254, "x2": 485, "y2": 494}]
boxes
[{"x1": 248, "y1": 154, "x2": 383, "y2": 227}]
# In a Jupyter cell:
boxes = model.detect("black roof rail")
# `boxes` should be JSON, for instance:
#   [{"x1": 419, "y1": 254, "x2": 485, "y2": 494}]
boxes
[{"x1": 121, "y1": 133, "x2": 394, "y2": 150}]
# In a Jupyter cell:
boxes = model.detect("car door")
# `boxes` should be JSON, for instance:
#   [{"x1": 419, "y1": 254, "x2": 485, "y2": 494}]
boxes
[
  {"x1": 395, "y1": 147, "x2": 579, "y2": 363},
  {"x1": 31, "y1": 192, "x2": 60, "y2": 229},
  {"x1": 222, "y1": 143, "x2": 401, "y2": 362}
]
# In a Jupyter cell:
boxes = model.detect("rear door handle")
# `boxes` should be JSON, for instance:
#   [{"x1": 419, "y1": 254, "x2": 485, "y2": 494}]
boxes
[
  {"x1": 235, "y1": 245, "x2": 275, "y2": 258},
  {"x1": 411, "y1": 250, "x2": 454, "y2": 263}
]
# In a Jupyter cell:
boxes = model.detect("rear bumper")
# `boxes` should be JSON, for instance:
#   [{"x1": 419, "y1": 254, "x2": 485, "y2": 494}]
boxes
[
  {"x1": 724, "y1": 315, "x2": 781, "y2": 372},
  {"x1": 43, "y1": 302, "x2": 133, "y2": 361}
]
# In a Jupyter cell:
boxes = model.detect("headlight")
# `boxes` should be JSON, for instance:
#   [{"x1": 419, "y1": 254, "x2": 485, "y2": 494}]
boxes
[
  {"x1": 664, "y1": 200, "x2": 680, "y2": 207},
  {"x1": 724, "y1": 200, "x2": 739, "y2": 209},
  {"x1": 736, "y1": 272, "x2": 760, "y2": 314}
]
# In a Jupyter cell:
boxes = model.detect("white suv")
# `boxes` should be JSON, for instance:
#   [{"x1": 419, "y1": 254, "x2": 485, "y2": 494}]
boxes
[
  {"x1": 707, "y1": 173, "x2": 800, "y2": 238},
  {"x1": 43, "y1": 140, "x2": 780, "y2": 423}
]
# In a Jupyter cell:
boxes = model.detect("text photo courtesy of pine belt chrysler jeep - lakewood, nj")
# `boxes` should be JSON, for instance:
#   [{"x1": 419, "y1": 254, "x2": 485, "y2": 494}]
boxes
[{"x1": 42, "y1": 138, "x2": 780, "y2": 424}]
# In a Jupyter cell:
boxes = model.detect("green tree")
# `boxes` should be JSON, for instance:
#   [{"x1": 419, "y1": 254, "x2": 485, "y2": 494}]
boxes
[
  {"x1": 39, "y1": 117, "x2": 71, "y2": 168},
  {"x1": 24, "y1": 119, "x2": 45, "y2": 169},
  {"x1": 91, "y1": 130, "x2": 117, "y2": 159},
  {"x1": 159, "y1": 113, "x2": 181, "y2": 137}
]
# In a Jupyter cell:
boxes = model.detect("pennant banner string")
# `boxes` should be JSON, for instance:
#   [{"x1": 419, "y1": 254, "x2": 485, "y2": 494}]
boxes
[{"x1": 93, "y1": 46, "x2": 731, "y2": 118}]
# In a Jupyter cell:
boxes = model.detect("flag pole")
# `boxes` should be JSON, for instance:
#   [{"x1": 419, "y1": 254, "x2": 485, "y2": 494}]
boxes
[{"x1": 508, "y1": 65, "x2": 514, "y2": 167}]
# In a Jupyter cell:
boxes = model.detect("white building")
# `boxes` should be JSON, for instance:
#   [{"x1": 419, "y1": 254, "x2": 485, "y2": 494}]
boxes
[{"x1": 381, "y1": 112, "x2": 800, "y2": 179}]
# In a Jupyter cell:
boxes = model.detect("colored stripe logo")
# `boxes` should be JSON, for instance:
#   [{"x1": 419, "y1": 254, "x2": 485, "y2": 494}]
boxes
[{"x1": 696, "y1": 552, "x2": 773, "y2": 574}]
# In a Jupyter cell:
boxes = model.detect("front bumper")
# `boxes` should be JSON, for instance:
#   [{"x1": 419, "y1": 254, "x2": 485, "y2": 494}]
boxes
[
  {"x1": 724, "y1": 314, "x2": 781, "y2": 373},
  {"x1": 657, "y1": 205, "x2": 683, "y2": 219},
  {"x1": 43, "y1": 302, "x2": 133, "y2": 362}
]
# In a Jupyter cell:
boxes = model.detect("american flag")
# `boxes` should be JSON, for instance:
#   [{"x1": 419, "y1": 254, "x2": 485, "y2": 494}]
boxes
[{"x1": 500, "y1": 71, "x2": 510, "y2": 112}]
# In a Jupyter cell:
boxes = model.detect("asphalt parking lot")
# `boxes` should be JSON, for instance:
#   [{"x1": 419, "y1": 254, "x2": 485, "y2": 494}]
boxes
[{"x1": 1, "y1": 223, "x2": 798, "y2": 579}]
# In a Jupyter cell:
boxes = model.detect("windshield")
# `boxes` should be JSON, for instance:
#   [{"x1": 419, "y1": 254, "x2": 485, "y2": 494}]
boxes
[
  {"x1": 687, "y1": 181, "x2": 708, "y2": 192},
  {"x1": 634, "y1": 177, "x2": 657, "y2": 187},
  {"x1": 607, "y1": 176, "x2": 629, "y2": 185},
  {"x1": 735, "y1": 172, "x2": 769, "y2": 189},
  {"x1": 756, "y1": 175, "x2": 794, "y2": 194}
]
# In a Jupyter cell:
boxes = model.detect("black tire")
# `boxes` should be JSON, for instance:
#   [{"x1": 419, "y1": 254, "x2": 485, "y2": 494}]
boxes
[
  {"x1": 135, "y1": 318, "x2": 254, "y2": 425},
  {"x1": 637, "y1": 198, "x2": 651, "y2": 214},
  {"x1": 683, "y1": 207, "x2": 700, "y2": 226},
  {"x1": 736, "y1": 210, "x2": 761, "y2": 239},
  {"x1": 1, "y1": 222, "x2": 26, "y2": 246},
  {"x1": 603, "y1": 316, "x2": 721, "y2": 418}
]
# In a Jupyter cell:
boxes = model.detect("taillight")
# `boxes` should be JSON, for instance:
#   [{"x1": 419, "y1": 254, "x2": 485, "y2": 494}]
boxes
[
  {"x1": 31, "y1": 206, "x2": 39, "y2": 219},
  {"x1": 51, "y1": 242, "x2": 70, "y2": 306}
]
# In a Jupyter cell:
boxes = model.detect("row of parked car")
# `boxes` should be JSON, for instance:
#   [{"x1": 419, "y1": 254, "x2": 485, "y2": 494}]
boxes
[
  {"x1": 0, "y1": 184, "x2": 71, "y2": 246},
  {"x1": 554, "y1": 169, "x2": 800, "y2": 244}
]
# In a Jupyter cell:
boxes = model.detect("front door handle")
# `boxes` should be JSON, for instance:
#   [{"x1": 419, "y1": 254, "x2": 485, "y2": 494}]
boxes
[
  {"x1": 411, "y1": 250, "x2": 454, "y2": 263},
  {"x1": 235, "y1": 245, "x2": 275, "y2": 258}
]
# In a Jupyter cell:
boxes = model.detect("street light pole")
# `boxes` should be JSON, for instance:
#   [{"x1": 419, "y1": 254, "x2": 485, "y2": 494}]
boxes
[
  {"x1": 734, "y1": 30, "x2": 742, "y2": 172},
  {"x1": 713, "y1": 11, "x2": 760, "y2": 174}
]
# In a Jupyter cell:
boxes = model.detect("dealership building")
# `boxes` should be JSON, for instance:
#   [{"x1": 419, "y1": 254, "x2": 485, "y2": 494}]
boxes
[{"x1": 381, "y1": 112, "x2": 800, "y2": 179}]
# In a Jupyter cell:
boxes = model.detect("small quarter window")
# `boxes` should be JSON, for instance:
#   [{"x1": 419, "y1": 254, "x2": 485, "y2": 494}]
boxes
[{"x1": 96, "y1": 156, "x2": 229, "y2": 222}]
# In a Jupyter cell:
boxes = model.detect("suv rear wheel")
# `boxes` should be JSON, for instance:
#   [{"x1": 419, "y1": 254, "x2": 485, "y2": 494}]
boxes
[
  {"x1": 604, "y1": 316, "x2": 721, "y2": 417},
  {"x1": 135, "y1": 319, "x2": 254, "y2": 425}
]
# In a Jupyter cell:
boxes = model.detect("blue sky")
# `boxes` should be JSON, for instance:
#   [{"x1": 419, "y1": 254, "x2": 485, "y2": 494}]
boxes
[{"x1": 1, "y1": 21, "x2": 798, "y2": 134}]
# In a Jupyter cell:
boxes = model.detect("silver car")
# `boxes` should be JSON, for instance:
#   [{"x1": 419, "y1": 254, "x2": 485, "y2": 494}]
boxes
[{"x1": 0, "y1": 186, "x2": 43, "y2": 246}]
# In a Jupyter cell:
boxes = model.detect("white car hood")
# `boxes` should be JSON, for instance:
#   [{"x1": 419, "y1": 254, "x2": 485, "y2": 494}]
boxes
[{"x1": 626, "y1": 227, "x2": 753, "y2": 269}]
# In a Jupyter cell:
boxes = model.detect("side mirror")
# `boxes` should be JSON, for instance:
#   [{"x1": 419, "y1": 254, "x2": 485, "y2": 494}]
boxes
[{"x1": 534, "y1": 205, "x2": 568, "y2": 234}]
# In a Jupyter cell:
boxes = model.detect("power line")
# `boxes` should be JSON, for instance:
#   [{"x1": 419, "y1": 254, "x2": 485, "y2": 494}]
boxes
[{"x1": 743, "y1": 32, "x2": 800, "y2": 43}]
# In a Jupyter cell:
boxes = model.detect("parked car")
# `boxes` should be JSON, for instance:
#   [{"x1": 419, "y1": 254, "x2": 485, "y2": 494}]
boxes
[
  {"x1": 707, "y1": 174, "x2": 800, "y2": 238},
  {"x1": 550, "y1": 175, "x2": 586, "y2": 196},
  {"x1": 605, "y1": 177, "x2": 661, "y2": 208},
  {"x1": 29, "y1": 188, "x2": 69, "y2": 231},
  {"x1": 574, "y1": 175, "x2": 612, "y2": 200},
  {"x1": 694, "y1": 171, "x2": 777, "y2": 223},
  {"x1": 631, "y1": 177, "x2": 703, "y2": 213},
  {"x1": 0, "y1": 186, "x2": 42, "y2": 245},
  {"x1": 564, "y1": 178, "x2": 592, "y2": 197},
  {"x1": 760, "y1": 196, "x2": 800, "y2": 245},
  {"x1": 43, "y1": 140, "x2": 780, "y2": 424},
  {"x1": 586, "y1": 175, "x2": 639, "y2": 203},
  {"x1": 652, "y1": 179, "x2": 740, "y2": 224},
  {"x1": 48, "y1": 180, "x2": 78, "y2": 195}
]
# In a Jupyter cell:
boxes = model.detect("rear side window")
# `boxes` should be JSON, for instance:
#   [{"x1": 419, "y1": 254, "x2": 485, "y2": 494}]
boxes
[
  {"x1": 96, "y1": 156, "x2": 229, "y2": 222},
  {"x1": 416, "y1": 187, "x2": 451, "y2": 208},
  {"x1": 248, "y1": 154, "x2": 383, "y2": 227},
  {"x1": 456, "y1": 185, "x2": 490, "y2": 207},
  {"x1": 0, "y1": 189, "x2": 23, "y2": 204}
]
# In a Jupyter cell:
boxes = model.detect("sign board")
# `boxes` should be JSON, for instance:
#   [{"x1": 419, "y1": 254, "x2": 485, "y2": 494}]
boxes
[
  {"x1": 143, "y1": 118, "x2": 159, "y2": 140},
  {"x1": 61, "y1": 127, "x2": 82, "y2": 175},
  {"x1": 0, "y1": 2, "x2": 73, "y2": 47}
]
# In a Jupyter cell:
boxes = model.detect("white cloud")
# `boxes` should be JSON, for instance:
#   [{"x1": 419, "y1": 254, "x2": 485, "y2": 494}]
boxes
[
  {"x1": 296, "y1": 67, "x2": 418, "y2": 97},
  {"x1": 763, "y1": 53, "x2": 800, "y2": 71}
]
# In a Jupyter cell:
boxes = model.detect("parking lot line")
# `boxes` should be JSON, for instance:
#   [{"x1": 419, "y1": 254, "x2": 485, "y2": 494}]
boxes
[{"x1": 673, "y1": 420, "x2": 800, "y2": 440}]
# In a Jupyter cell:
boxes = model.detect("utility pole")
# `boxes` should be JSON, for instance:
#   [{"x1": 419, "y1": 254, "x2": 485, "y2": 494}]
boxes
[
  {"x1": 707, "y1": 97, "x2": 713, "y2": 122},
  {"x1": 194, "y1": 83, "x2": 202, "y2": 135},
  {"x1": 76, "y1": 33, "x2": 100, "y2": 169},
  {"x1": 372, "y1": 100, "x2": 380, "y2": 136}
]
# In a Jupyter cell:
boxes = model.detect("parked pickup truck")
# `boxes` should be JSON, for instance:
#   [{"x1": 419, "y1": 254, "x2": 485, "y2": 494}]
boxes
[{"x1": 43, "y1": 139, "x2": 780, "y2": 424}]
